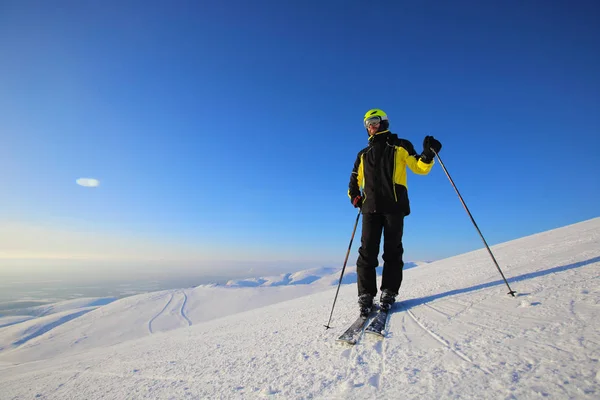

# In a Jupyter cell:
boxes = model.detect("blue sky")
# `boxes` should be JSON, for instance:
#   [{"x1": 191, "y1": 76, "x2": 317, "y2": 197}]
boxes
[{"x1": 1, "y1": 1, "x2": 599, "y2": 277}]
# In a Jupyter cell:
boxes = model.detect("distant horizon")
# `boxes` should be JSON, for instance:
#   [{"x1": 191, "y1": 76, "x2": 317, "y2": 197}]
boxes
[
  {"x1": 1, "y1": 216, "x2": 597, "y2": 282},
  {"x1": 2, "y1": 216, "x2": 598, "y2": 318}
]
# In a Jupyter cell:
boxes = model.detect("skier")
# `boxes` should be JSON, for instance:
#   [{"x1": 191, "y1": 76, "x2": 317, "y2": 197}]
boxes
[{"x1": 348, "y1": 109, "x2": 442, "y2": 317}]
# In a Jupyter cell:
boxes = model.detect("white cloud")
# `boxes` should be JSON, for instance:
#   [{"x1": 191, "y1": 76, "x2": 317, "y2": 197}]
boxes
[{"x1": 76, "y1": 178, "x2": 100, "y2": 188}]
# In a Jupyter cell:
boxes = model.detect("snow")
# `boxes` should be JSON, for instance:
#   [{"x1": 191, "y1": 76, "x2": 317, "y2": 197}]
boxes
[
  {"x1": 0, "y1": 316, "x2": 34, "y2": 329},
  {"x1": 27, "y1": 297, "x2": 117, "y2": 317},
  {"x1": 0, "y1": 217, "x2": 599, "y2": 399},
  {"x1": 225, "y1": 263, "x2": 421, "y2": 288}
]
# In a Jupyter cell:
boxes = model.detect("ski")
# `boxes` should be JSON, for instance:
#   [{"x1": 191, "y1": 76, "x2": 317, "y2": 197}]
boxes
[
  {"x1": 364, "y1": 307, "x2": 391, "y2": 338},
  {"x1": 336, "y1": 313, "x2": 371, "y2": 345}
]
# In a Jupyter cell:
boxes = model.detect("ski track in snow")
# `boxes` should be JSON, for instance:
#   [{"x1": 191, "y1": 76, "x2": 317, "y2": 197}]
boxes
[
  {"x1": 338, "y1": 301, "x2": 484, "y2": 398},
  {"x1": 180, "y1": 291, "x2": 192, "y2": 326},
  {"x1": 147, "y1": 292, "x2": 175, "y2": 334},
  {"x1": 406, "y1": 308, "x2": 494, "y2": 375},
  {"x1": 333, "y1": 297, "x2": 499, "y2": 399},
  {"x1": 147, "y1": 291, "x2": 192, "y2": 334}
]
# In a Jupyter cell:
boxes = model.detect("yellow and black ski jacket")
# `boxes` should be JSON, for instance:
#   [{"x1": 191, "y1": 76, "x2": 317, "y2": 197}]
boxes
[{"x1": 348, "y1": 131, "x2": 434, "y2": 215}]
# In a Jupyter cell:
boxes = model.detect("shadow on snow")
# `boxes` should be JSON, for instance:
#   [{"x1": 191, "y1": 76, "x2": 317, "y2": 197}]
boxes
[{"x1": 401, "y1": 255, "x2": 600, "y2": 311}]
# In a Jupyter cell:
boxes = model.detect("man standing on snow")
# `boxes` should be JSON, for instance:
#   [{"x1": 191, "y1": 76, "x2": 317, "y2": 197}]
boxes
[{"x1": 348, "y1": 109, "x2": 442, "y2": 316}]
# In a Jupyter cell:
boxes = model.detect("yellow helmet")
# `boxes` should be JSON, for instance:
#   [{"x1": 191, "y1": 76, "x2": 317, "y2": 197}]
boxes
[{"x1": 363, "y1": 109, "x2": 389, "y2": 130}]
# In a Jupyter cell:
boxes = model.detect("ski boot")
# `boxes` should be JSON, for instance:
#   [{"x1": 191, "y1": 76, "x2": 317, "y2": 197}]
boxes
[
  {"x1": 358, "y1": 294, "x2": 374, "y2": 317},
  {"x1": 379, "y1": 290, "x2": 397, "y2": 311}
]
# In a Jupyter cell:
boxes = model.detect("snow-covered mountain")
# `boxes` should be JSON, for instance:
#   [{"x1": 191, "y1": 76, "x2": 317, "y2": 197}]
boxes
[
  {"x1": 1, "y1": 218, "x2": 599, "y2": 399},
  {"x1": 224, "y1": 262, "x2": 422, "y2": 288}
]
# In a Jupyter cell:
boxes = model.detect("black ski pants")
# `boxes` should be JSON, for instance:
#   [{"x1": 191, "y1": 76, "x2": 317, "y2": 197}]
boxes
[{"x1": 356, "y1": 212, "x2": 405, "y2": 297}]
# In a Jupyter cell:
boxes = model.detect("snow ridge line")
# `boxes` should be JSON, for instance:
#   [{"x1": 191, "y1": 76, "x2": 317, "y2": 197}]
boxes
[
  {"x1": 148, "y1": 292, "x2": 175, "y2": 334},
  {"x1": 180, "y1": 291, "x2": 192, "y2": 326},
  {"x1": 406, "y1": 309, "x2": 493, "y2": 375}
]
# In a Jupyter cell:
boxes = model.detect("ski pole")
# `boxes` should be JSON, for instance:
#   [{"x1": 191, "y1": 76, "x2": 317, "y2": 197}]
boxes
[
  {"x1": 433, "y1": 149, "x2": 516, "y2": 297},
  {"x1": 324, "y1": 209, "x2": 362, "y2": 329}
]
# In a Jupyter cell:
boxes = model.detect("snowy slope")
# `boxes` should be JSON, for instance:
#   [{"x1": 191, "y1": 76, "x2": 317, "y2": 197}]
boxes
[
  {"x1": 224, "y1": 263, "x2": 420, "y2": 287},
  {"x1": 0, "y1": 316, "x2": 33, "y2": 330},
  {"x1": 0, "y1": 284, "x2": 343, "y2": 364},
  {"x1": 225, "y1": 266, "x2": 340, "y2": 287},
  {"x1": 0, "y1": 218, "x2": 599, "y2": 399},
  {"x1": 27, "y1": 297, "x2": 116, "y2": 317},
  {"x1": 0, "y1": 265, "x2": 392, "y2": 363},
  {"x1": 0, "y1": 298, "x2": 117, "y2": 330},
  {"x1": 0, "y1": 307, "x2": 97, "y2": 353}
]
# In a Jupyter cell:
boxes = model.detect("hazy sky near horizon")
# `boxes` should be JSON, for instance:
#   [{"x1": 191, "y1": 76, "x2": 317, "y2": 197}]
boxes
[{"x1": 1, "y1": 1, "x2": 599, "y2": 278}]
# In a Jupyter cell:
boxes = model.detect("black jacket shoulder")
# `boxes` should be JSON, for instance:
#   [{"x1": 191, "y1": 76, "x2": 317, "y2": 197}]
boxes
[{"x1": 387, "y1": 133, "x2": 418, "y2": 157}]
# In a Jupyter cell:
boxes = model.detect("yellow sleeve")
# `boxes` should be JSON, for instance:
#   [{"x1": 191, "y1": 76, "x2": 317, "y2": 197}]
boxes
[
  {"x1": 403, "y1": 149, "x2": 434, "y2": 175},
  {"x1": 348, "y1": 153, "x2": 364, "y2": 198}
]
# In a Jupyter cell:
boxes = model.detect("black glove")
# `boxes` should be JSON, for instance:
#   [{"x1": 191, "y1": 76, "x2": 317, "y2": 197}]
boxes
[
  {"x1": 351, "y1": 195, "x2": 363, "y2": 208},
  {"x1": 421, "y1": 135, "x2": 442, "y2": 162}
]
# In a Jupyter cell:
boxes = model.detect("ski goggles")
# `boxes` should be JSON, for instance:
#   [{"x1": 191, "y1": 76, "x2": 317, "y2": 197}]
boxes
[{"x1": 364, "y1": 116, "x2": 382, "y2": 128}]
